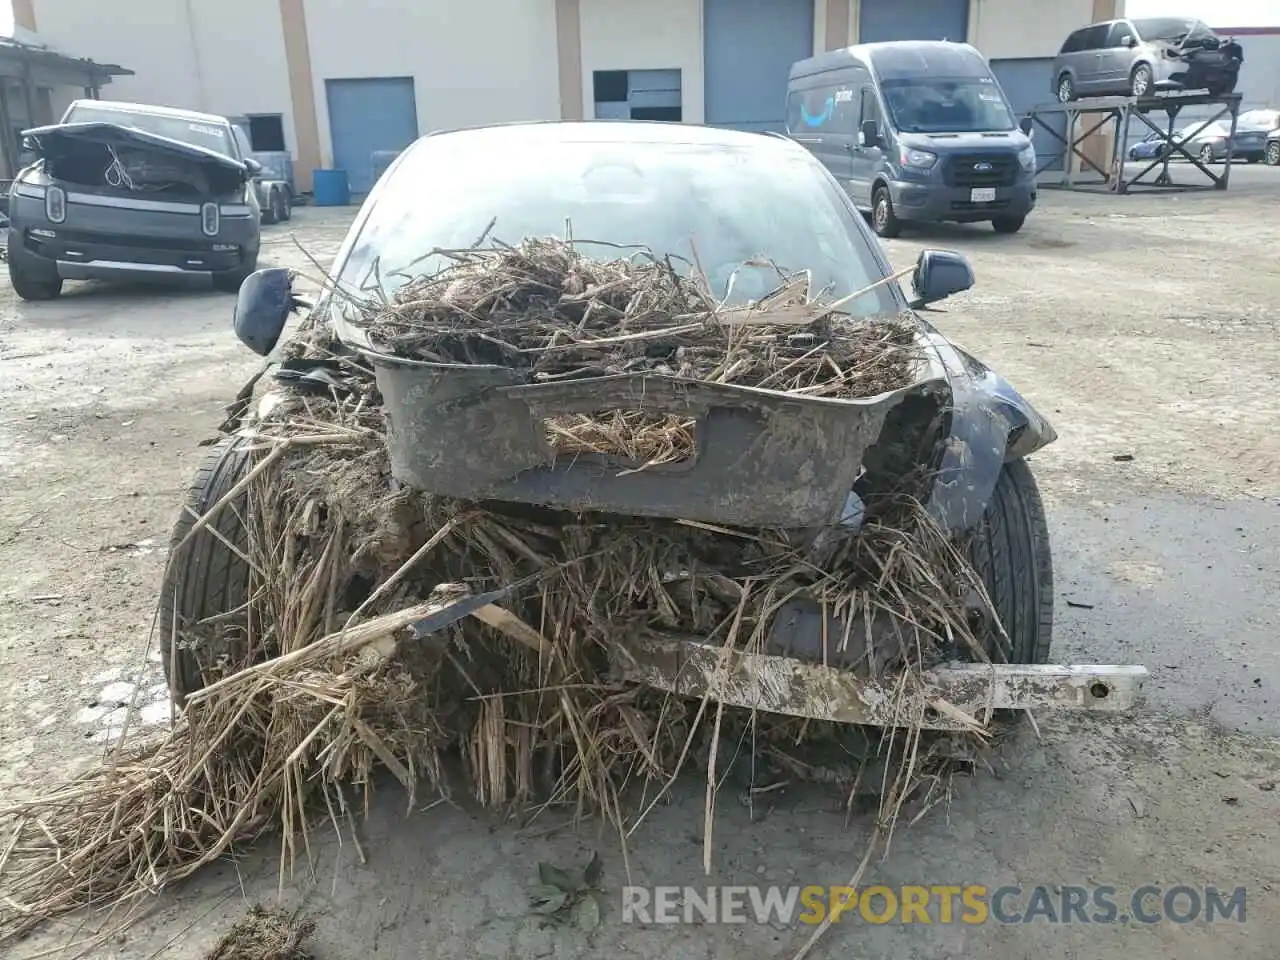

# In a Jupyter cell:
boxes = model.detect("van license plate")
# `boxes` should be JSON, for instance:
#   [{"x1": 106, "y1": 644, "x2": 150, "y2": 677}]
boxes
[{"x1": 970, "y1": 188, "x2": 996, "y2": 203}]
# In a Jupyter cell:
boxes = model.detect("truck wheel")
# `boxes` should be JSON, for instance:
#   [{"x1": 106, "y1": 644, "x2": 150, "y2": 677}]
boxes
[
  {"x1": 279, "y1": 190, "x2": 293, "y2": 222},
  {"x1": 7, "y1": 231, "x2": 62, "y2": 301},
  {"x1": 269, "y1": 189, "x2": 287, "y2": 225},
  {"x1": 1130, "y1": 63, "x2": 1153, "y2": 98},
  {"x1": 966, "y1": 458, "x2": 1054, "y2": 664},
  {"x1": 991, "y1": 215, "x2": 1026, "y2": 234},
  {"x1": 158, "y1": 436, "x2": 255, "y2": 703},
  {"x1": 871, "y1": 186, "x2": 902, "y2": 239},
  {"x1": 260, "y1": 189, "x2": 279, "y2": 226}
]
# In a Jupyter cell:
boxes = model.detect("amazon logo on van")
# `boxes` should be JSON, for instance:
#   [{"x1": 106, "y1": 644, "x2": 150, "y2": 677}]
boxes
[{"x1": 799, "y1": 88, "x2": 853, "y2": 129}]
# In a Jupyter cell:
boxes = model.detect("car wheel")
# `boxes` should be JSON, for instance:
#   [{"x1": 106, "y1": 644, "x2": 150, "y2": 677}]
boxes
[
  {"x1": 158, "y1": 436, "x2": 255, "y2": 703},
  {"x1": 1199, "y1": 144, "x2": 1215, "y2": 164},
  {"x1": 1056, "y1": 74, "x2": 1075, "y2": 103},
  {"x1": 871, "y1": 186, "x2": 901, "y2": 239},
  {"x1": 966, "y1": 458, "x2": 1054, "y2": 665},
  {"x1": 1129, "y1": 63, "x2": 1154, "y2": 98},
  {"x1": 991, "y1": 215, "x2": 1026, "y2": 235},
  {"x1": 7, "y1": 231, "x2": 63, "y2": 301},
  {"x1": 1266, "y1": 142, "x2": 1280, "y2": 166},
  {"x1": 270, "y1": 189, "x2": 287, "y2": 224}
]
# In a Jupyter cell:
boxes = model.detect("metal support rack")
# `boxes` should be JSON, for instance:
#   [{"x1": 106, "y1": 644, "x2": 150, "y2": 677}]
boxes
[{"x1": 1026, "y1": 91, "x2": 1242, "y2": 194}]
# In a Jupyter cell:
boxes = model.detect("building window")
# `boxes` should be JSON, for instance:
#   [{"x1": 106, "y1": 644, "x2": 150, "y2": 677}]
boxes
[
  {"x1": 246, "y1": 114, "x2": 286, "y2": 152},
  {"x1": 592, "y1": 69, "x2": 682, "y2": 122}
]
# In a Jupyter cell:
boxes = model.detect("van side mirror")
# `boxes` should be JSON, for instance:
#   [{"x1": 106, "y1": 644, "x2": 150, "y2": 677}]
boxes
[
  {"x1": 1018, "y1": 116, "x2": 1034, "y2": 136},
  {"x1": 910, "y1": 250, "x2": 973, "y2": 308},
  {"x1": 859, "y1": 120, "x2": 880, "y2": 147},
  {"x1": 233, "y1": 267, "x2": 295, "y2": 354}
]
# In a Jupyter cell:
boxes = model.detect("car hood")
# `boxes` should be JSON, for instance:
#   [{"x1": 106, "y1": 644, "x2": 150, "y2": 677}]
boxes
[
  {"x1": 21, "y1": 122, "x2": 249, "y2": 190},
  {"x1": 898, "y1": 131, "x2": 1031, "y2": 152}
]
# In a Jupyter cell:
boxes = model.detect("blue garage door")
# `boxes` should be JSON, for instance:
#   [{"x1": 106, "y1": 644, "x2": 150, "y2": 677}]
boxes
[
  {"x1": 325, "y1": 77, "x2": 419, "y2": 195},
  {"x1": 990, "y1": 58, "x2": 1066, "y2": 172},
  {"x1": 704, "y1": 0, "x2": 814, "y2": 132},
  {"x1": 858, "y1": 0, "x2": 969, "y2": 43}
]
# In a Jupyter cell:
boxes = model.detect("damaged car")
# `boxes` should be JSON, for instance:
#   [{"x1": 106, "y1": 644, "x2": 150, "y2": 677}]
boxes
[
  {"x1": 6, "y1": 100, "x2": 262, "y2": 301},
  {"x1": 159, "y1": 121, "x2": 1145, "y2": 728},
  {"x1": 1052, "y1": 17, "x2": 1243, "y2": 101}
]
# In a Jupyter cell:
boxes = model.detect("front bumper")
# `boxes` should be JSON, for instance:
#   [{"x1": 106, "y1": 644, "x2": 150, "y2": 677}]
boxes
[
  {"x1": 9, "y1": 187, "x2": 258, "y2": 281},
  {"x1": 1152, "y1": 54, "x2": 1241, "y2": 92},
  {"x1": 888, "y1": 179, "x2": 1036, "y2": 223}
]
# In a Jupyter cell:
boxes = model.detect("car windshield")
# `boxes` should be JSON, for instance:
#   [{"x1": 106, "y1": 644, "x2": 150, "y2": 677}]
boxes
[
  {"x1": 1132, "y1": 17, "x2": 1213, "y2": 42},
  {"x1": 62, "y1": 104, "x2": 234, "y2": 157},
  {"x1": 879, "y1": 78, "x2": 1015, "y2": 134},
  {"x1": 331, "y1": 132, "x2": 900, "y2": 318}
]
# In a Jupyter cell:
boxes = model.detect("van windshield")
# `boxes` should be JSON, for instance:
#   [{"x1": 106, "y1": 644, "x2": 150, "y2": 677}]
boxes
[{"x1": 880, "y1": 78, "x2": 1016, "y2": 134}]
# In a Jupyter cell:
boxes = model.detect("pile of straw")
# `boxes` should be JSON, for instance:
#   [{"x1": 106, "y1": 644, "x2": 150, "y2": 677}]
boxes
[{"x1": 0, "y1": 239, "x2": 996, "y2": 949}]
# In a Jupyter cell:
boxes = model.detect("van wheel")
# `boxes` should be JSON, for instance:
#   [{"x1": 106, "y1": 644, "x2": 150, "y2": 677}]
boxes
[
  {"x1": 1130, "y1": 63, "x2": 1154, "y2": 98},
  {"x1": 1056, "y1": 74, "x2": 1075, "y2": 103},
  {"x1": 871, "y1": 186, "x2": 902, "y2": 239},
  {"x1": 992, "y1": 215, "x2": 1026, "y2": 234}
]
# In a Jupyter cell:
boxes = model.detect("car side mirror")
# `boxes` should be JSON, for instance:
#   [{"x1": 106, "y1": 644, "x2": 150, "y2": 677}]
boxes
[
  {"x1": 243, "y1": 157, "x2": 263, "y2": 177},
  {"x1": 910, "y1": 250, "x2": 974, "y2": 308},
  {"x1": 233, "y1": 267, "x2": 295, "y2": 354},
  {"x1": 1018, "y1": 116, "x2": 1034, "y2": 136},
  {"x1": 859, "y1": 120, "x2": 880, "y2": 147},
  {"x1": 1121, "y1": 35, "x2": 1136, "y2": 47}
]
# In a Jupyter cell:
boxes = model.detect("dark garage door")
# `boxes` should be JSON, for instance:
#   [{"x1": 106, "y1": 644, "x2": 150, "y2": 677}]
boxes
[
  {"x1": 858, "y1": 0, "x2": 969, "y2": 43},
  {"x1": 704, "y1": 0, "x2": 813, "y2": 132},
  {"x1": 990, "y1": 58, "x2": 1066, "y2": 172},
  {"x1": 325, "y1": 77, "x2": 419, "y2": 195}
]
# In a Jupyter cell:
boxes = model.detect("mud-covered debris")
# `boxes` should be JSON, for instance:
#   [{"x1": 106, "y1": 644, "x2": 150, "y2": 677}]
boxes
[{"x1": 205, "y1": 905, "x2": 317, "y2": 960}]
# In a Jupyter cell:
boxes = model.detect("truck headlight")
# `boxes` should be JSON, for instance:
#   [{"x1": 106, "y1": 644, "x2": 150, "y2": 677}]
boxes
[
  {"x1": 898, "y1": 145, "x2": 937, "y2": 170},
  {"x1": 201, "y1": 202, "x2": 220, "y2": 236},
  {"x1": 1017, "y1": 144, "x2": 1037, "y2": 172},
  {"x1": 45, "y1": 185, "x2": 66, "y2": 223}
]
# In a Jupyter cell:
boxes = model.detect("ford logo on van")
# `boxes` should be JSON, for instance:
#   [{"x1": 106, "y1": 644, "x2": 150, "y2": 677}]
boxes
[{"x1": 973, "y1": 161, "x2": 993, "y2": 172}]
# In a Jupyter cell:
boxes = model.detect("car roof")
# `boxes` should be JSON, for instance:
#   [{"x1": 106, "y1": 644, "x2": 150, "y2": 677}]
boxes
[
  {"x1": 419, "y1": 120, "x2": 810, "y2": 155},
  {"x1": 65, "y1": 99, "x2": 230, "y2": 127}
]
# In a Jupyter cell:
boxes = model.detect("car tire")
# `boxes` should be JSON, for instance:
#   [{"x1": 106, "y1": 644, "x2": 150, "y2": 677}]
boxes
[
  {"x1": 158, "y1": 436, "x2": 256, "y2": 703},
  {"x1": 1129, "y1": 63, "x2": 1154, "y2": 98},
  {"x1": 871, "y1": 185, "x2": 902, "y2": 239},
  {"x1": 966, "y1": 457, "x2": 1054, "y2": 665},
  {"x1": 213, "y1": 254, "x2": 259, "y2": 294},
  {"x1": 991, "y1": 215, "x2": 1026, "y2": 235},
  {"x1": 1266, "y1": 142, "x2": 1280, "y2": 166},
  {"x1": 1199, "y1": 144, "x2": 1216, "y2": 164},
  {"x1": 269, "y1": 189, "x2": 287, "y2": 225},
  {"x1": 1056, "y1": 73, "x2": 1075, "y2": 104},
  {"x1": 7, "y1": 231, "x2": 63, "y2": 301},
  {"x1": 279, "y1": 190, "x2": 293, "y2": 222}
]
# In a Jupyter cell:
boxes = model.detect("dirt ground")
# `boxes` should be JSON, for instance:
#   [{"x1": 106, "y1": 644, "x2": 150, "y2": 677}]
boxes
[{"x1": 1, "y1": 166, "x2": 1278, "y2": 959}]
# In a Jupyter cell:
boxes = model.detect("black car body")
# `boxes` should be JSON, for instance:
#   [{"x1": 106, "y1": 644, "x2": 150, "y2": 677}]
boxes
[{"x1": 7, "y1": 100, "x2": 262, "y2": 300}]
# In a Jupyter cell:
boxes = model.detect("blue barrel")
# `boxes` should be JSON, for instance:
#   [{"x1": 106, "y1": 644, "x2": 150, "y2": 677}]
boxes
[{"x1": 311, "y1": 168, "x2": 350, "y2": 206}]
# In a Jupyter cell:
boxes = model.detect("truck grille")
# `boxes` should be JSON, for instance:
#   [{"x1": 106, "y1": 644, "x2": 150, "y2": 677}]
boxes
[{"x1": 945, "y1": 153, "x2": 1018, "y2": 188}]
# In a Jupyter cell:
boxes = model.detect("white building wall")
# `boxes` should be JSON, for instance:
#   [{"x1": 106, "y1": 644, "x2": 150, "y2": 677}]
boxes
[
  {"x1": 578, "y1": 0, "x2": 705, "y2": 124},
  {"x1": 1227, "y1": 31, "x2": 1280, "y2": 110},
  {"x1": 303, "y1": 0, "x2": 561, "y2": 167},
  {"x1": 968, "y1": 0, "x2": 1102, "y2": 59},
  {"x1": 30, "y1": 0, "x2": 295, "y2": 148}
]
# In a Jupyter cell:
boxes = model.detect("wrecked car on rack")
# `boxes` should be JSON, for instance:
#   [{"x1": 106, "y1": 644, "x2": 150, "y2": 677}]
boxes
[
  {"x1": 7, "y1": 100, "x2": 262, "y2": 301},
  {"x1": 159, "y1": 121, "x2": 1147, "y2": 730}
]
